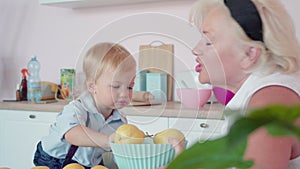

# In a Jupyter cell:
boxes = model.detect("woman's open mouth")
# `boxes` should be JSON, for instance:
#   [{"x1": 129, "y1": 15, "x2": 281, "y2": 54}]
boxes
[{"x1": 195, "y1": 63, "x2": 203, "y2": 72}]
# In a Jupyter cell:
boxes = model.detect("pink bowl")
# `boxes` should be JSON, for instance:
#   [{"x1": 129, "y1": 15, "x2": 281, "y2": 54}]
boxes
[
  {"x1": 176, "y1": 88, "x2": 212, "y2": 109},
  {"x1": 212, "y1": 87, "x2": 235, "y2": 105}
]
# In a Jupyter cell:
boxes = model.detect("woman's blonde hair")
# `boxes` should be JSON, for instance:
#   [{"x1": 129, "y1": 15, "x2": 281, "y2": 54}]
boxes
[
  {"x1": 83, "y1": 42, "x2": 135, "y2": 85},
  {"x1": 190, "y1": 0, "x2": 300, "y2": 74}
]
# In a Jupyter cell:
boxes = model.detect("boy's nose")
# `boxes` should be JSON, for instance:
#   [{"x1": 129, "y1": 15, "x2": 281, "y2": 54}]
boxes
[{"x1": 119, "y1": 89, "x2": 129, "y2": 98}]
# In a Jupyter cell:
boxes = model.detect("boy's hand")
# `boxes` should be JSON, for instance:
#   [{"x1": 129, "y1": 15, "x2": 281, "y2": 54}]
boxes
[{"x1": 108, "y1": 133, "x2": 115, "y2": 143}]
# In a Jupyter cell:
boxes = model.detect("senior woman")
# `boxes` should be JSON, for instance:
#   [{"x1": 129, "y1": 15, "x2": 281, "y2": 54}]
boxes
[
  {"x1": 191, "y1": 0, "x2": 300, "y2": 110},
  {"x1": 163, "y1": 0, "x2": 300, "y2": 169}
]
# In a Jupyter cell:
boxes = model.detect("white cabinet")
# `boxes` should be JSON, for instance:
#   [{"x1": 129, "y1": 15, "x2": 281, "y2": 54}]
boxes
[
  {"x1": 0, "y1": 110, "x2": 58, "y2": 169},
  {"x1": 169, "y1": 118, "x2": 225, "y2": 147},
  {"x1": 126, "y1": 116, "x2": 168, "y2": 136}
]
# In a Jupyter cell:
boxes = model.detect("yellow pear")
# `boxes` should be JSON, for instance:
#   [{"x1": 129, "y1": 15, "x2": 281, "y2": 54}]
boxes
[
  {"x1": 91, "y1": 165, "x2": 108, "y2": 169},
  {"x1": 114, "y1": 124, "x2": 145, "y2": 144},
  {"x1": 153, "y1": 128, "x2": 185, "y2": 144},
  {"x1": 31, "y1": 167, "x2": 50, "y2": 169},
  {"x1": 63, "y1": 163, "x2": 85, "y2": 169}
]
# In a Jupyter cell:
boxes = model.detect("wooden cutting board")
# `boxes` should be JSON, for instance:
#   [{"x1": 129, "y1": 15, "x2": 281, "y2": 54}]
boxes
[{"x1": 139, "y1": 43, "x2": 174, "y2": 101}]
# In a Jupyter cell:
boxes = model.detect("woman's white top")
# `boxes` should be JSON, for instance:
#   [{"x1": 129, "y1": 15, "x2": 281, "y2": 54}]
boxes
[
  {"x1": 226, "y1": 71, "x2": 300, "y2": 112},
  {"x1": 225, "y1": 71, "x2": 300, "y2": 168}
]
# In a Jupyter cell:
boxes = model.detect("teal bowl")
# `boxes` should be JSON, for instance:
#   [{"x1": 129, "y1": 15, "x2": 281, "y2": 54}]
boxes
[{"x1": 110, "y1": 143, "x2": 175, "y2": 169}]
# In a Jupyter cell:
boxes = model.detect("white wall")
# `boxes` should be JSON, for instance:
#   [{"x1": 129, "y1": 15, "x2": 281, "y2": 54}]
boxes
[{"x1": 1, "y1": 0, "x2": 299, "y2": 100}]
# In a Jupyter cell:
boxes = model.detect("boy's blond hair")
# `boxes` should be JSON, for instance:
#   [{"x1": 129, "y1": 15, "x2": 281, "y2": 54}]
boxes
[{"x1": 83, "y1": 42, "x2": 135, "y2": 85}]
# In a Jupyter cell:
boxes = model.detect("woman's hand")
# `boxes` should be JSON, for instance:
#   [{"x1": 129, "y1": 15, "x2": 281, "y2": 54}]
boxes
[
  {"x1": 156, "y1": 138, "x2": 186, "y2": 169},
  {"x1": 168, "y1": 138, "x2": 185, "y2": 157}
]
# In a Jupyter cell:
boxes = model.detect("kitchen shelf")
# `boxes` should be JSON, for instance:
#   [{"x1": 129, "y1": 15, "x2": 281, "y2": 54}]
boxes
[{"x1": 39, "y1": 0, "x2": 184, "y2": 9}]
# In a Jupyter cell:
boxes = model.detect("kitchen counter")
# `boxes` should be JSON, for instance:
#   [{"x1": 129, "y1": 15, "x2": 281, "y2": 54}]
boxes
[
  {"x1": 123, "y1": 102, "x2": 224, "y2": 119},
  {"x1": 0, "y1": 100, "x2": 68, "y2": 112},
  {"x1": 0, "y1": 100, "x2": 225, "y2": 119}
]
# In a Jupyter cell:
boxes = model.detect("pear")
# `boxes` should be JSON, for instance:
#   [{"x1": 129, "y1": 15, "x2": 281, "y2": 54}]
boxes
[
  {"x1": 31, "y1": 167, "x2": 50, "y2": 169},
  {"x1": 114, "y1": 124, "x2": 145, "y2": 144},
  {"x1": 91, "y1": 165, "x2": 108, "y2": 169},
  {"x1": 63, "y1": 163, "x2": 84, "y2": 169},
  {"x1": 153, "y1": 128, "x2": 185, "y2": 144}
]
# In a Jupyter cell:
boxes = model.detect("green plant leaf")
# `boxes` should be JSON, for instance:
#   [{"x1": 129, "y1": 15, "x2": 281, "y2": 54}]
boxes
[
  {"x1": 265, "y1": 122, "x2": 300, "y2": 137},
  {"x1": 226, "y1": 118, "x2": 264, "y2": 149},
  {"x1": 248, "y1": 105, "x2": 300, "y2": 122},
  {"x1": 167, "y1": 105, "x2": 300, "y2": 169},
  {"x1": 167, "y1": 137, "x2": 253, "y2": 169}
]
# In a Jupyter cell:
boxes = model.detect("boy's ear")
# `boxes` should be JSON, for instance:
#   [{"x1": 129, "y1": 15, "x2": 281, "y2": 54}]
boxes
[
  {"x1": 240, "y1": 46, "x2": 261, "y2": 69},
  {"x1": 86, "y1": 81, "x2": 95, "y2": 93}
]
